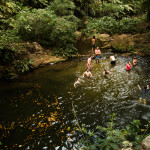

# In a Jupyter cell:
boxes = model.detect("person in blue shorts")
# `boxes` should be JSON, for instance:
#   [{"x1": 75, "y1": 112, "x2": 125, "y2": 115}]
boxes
[{"x1": 95, "y1": 47, "x2": 101, "y2": 63}]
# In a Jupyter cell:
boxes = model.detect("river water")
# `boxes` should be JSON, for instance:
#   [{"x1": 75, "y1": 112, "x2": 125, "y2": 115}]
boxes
[{"x1": 0, "y1": 41, "x2": 150, "y2": 149}]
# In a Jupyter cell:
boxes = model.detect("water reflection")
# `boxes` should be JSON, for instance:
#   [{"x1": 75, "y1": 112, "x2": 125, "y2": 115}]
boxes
[{"x1": 0, "y1": 54, "x2": 150, "y2": 149}]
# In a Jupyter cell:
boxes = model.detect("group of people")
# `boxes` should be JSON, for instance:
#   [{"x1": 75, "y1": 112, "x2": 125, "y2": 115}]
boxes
[
  {"x1": 74, "y1": 36, "x2": 117, "y2": 87},
  {"x1": 126, "y1": 57, "x2": 138, "y2": 72},
  {"x1": 74, "y1": 36, "x2": 149, "y2": 104}
]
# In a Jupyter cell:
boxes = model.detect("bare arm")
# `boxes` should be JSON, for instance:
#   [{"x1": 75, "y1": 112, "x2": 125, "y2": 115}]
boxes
[
  {"x1": 147, "y1": 85, "x2": 149, "y2": 90},
  {"x1": 83, "y1": 72, "x2": 85, "y2": 77},
  {"x1": 108, "y1": 71, "x2": 111, "y2": 74},
  {"x1": 90, "y1": 72, "x2": 92, "y2": 77},
  {"x1": 138, "y1": 85, "x2": 141, "y2": 90},
  {"x1": 74, "y1": 82, "x2": 76, "y2": 88}
]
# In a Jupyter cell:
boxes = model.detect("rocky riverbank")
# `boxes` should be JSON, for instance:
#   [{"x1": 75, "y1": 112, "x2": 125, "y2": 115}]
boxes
[
  {"x1": 0, "y1": 31, "x2": 150, "y2": 79},
  {"x1": 95, "y1": 32, "x2": 150, "y2": 56},
  {"x1": 0, "y1": 42, "x2": 65, "y2": 79}
]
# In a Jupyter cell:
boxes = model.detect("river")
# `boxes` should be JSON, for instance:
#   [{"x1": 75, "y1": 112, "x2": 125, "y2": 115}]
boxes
[{"x1": 0, "y1": 41, "x2": 150, "y2": 149}]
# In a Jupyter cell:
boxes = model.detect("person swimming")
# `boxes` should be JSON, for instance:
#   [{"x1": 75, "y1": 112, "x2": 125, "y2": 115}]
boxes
[
  {"x1": 83, "y1": 68, "x2": 92, "y2": 78},
  {"x1": 133, "y1": 57, "x2": 138, "y2": 66},
  {"x1": 103, "y1": 69, "x2": 111, "y2": 76},
  {"x1": 137, "y1": 85, "x2": 149, "y2": 105},
  {"x1": 74, "y1": 78, "x2": 81, "y2": 88}
]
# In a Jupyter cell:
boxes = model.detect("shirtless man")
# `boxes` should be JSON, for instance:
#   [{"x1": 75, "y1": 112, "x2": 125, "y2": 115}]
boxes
[
  {"x1": 83, "y1": 69, "x2": 92, "y2": 78},
  {"x1": 87, "y1": 55, "x2": 92, "y2": 70},
  {"x1": 133, "y1": 57, "x2": 138, "y2": 66},
  {"x1": 95, "y1": 47, "x2": 101, "y2": 63},
  {"x1": 109, "y1": 55, "x2": 116, "y2": 65},
  {"x1": 91, "y1": 36, "x2": 96, "y2": 54}
]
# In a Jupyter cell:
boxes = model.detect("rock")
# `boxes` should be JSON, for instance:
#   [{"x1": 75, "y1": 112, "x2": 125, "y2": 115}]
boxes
[
  {"x1": 141, "y1": 135, "x2": 150, "y2": 150},
  {"x1": 101, "y1": 42, "x2": 112, "y2": 49},
  {"x1": 27, "y1": 42, "x2": 43, "y2": 53},
  {"x1": 97, "y1": 34, "x2": 111, "y2": 42},
  {"x1": 75, "y1": 31, "x2": 82, "y2": 40},
  {"x1": 111, "y1": 34, "x2": 135, "y2": 53}
]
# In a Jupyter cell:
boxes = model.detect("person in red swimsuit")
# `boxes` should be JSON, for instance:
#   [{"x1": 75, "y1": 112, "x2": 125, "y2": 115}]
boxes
[{"x1": 126, "y1": 61, "x2": 132, "y2": 71}]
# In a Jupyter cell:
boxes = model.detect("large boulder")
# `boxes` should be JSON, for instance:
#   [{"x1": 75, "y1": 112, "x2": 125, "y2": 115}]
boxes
[
  {"x1": 111, "y1": 34, "x2": 135, "y2": 53},
  {"x1": 111, "y1": 32, "x2": 150, "y2": 54},
  {"x1": 141, "y1": 135, "x2": 150, "y2": 150},
  {"x1": 97, "y1": 34, "x2": 112, "y2": 49},
  {"x1": 27, "y1": 42, "x2": 43, "y2": 53}
]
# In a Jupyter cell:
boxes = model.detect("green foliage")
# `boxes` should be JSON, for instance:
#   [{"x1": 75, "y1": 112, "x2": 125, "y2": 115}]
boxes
[
  {"x1": 11, "y1": 8, "x2": 56, "y2": 42},
  {"x1": 50, "y1": 16, "x2": 78, "y2": 57},
  {"x1": 0, "y1": 0, "x2": 22, "y2": 29},
  {"x1": 14, "y1": 58, "x2": 33, "y2": 73},
  {"x1": 75, "y1": 114, "x2": 150, "y2": 150},
  {"x1": 49, "y1": 0, "x2": 75, "y2": 16},
  {"x1": 82, "y1": 16, "x2": 140, "y2": 36},
  {"x1": 0, "y1": 30, "x2": 21, "y2": 65},
  {"x1": 101, "y1": 2, "x2": 133, "y2": 18},
  {"x1": 141, "y1": 0, "x2": 150, "y2": 21},
  {"x1": 11, "y1": 1, "x2": 79, "y2": 57},
  {"x1": 16, "y1": 0, "x2": 50, "y2": 8}
]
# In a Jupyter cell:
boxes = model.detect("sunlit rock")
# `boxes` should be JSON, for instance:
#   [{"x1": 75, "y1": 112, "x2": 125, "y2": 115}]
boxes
[{"x1": 141, "y1": 135, "x2": 150, "y2": 150}]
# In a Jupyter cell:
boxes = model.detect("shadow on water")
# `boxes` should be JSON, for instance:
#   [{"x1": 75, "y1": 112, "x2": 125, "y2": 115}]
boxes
[{"x1": 0, "y1": 38, "x2": 150, "y2": 149}]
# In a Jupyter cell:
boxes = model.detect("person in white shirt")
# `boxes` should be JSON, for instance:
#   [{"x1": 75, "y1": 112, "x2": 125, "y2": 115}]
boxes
[{"x1": 109, "y1": 55, "x2": 116, "y2": 65}]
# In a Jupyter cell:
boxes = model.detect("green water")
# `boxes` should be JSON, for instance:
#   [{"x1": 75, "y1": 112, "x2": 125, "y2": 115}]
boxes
[{"x1": 0, "y1": 46, "x2": 150, "y2": 149}]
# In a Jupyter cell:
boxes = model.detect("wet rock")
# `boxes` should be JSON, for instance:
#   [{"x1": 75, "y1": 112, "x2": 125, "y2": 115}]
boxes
[
  {"x1": 97, "y1": 34, "x2": 113, "y2": 49},
  {"x1": 141, "y1": 135, "x2": 150, "y2": 150},
  {"x1": 75, "y1": 31, "x2": 82, "y2": 40},
  {"x1": 27, "y1": 42, "x2": 43, "y2": 53}
]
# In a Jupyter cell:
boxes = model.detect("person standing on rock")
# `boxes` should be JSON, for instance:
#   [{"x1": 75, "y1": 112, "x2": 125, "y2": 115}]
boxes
[{"x1": 91, "y1": 36, "x2": 96, "y2": 54}]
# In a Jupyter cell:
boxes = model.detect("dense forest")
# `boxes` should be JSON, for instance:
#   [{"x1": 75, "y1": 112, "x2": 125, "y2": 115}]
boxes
[{"x1": 0, "y1": 0, "x2": 150, "y2": 78}]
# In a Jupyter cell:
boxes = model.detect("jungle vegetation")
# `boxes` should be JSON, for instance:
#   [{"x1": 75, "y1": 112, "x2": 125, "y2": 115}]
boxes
[{"x1": 0, "y1": 0, "x2": 150, "y2": 72}]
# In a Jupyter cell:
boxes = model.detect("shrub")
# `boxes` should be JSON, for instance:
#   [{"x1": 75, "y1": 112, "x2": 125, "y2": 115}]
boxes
[
  {"x1": 14, "y1": 58, "x2": 33, "y2": 73},
  {"x1": 75, "y1": 113, "x2": 150, "y2": 150},
  {"x1": 0, "y1": 29, "x2": 21, "y2": 65},
  {"x1": 11, "y1": 1, "x2": 79, "y2": 57},
  {"x1": 11, "y1": 8, "x2": 56, "y2": 43},
  {"x1": 118, "y1": 17, "x2": 139, "y2": 33},
  {"x1": 82, "y1": 16, "x2": 140, "y2": 36}
]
